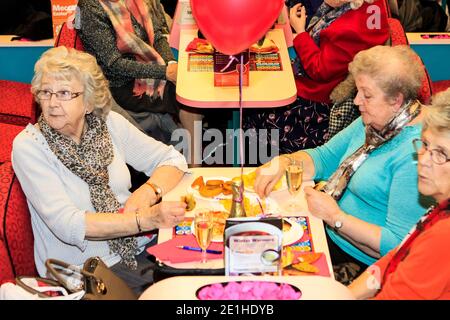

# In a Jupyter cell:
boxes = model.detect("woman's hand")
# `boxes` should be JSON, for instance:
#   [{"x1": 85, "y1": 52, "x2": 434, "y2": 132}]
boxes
[
  {"x1": 289, "y1": 3, "x2": 307, "y2": 34},
  {"x1": 254, "y1": 156, "x2": 290, "y2": 198},
  {"x1": 166, "y1": 63, "x2": 178, "y2": 84},
  {"x1": 143, "y1": 201, "x2": 187, "y2": 229},
  {"x1": 304, "y1": 186, "x2": 342, "y2": 225},
  {"x1": 123, "y1": 184, "x2": 156, "y2": 213}
]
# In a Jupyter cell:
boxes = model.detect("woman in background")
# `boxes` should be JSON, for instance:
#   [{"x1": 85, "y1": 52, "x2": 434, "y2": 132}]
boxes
[{"x1": 244, "y1": 0, "x2": 389, "y2": 153}]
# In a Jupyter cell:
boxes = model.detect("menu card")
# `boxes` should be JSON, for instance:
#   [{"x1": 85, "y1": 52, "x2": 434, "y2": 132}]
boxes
[{"x1": 224, "y1": 217, "x2": 282, "y2": 276}]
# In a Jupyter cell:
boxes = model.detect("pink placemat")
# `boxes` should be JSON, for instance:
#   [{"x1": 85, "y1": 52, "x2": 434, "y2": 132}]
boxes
[{"x1": 147, "y1": 235, "x2": 224, "y2": 264}]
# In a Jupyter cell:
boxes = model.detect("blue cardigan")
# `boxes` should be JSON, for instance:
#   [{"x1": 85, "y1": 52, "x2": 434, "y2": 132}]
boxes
[{"x1": 305, "y1": 118, "x2": 428, "y2": 265}]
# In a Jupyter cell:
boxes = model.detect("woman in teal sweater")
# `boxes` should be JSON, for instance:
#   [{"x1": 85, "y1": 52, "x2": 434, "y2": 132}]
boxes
[{"x1": 254, "y1": 45, "x2": 430, "y2": 283}]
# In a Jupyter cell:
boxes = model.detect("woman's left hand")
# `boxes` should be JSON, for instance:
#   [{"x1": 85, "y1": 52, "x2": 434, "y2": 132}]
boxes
[
  {"x1": 124, "y1": 184, "x2": 156, "y2": 213},
  {"x1": 304, "y1": 186, "x2": 341, "y2": 225},
  {"x1": 289, "y1": 3, "x2": 307, "y2": 34}
]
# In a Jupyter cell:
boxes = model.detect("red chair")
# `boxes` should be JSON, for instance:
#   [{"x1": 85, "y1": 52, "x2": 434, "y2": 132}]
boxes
[
  {"x1": 0, "y1": 122, "x2": 24, "y2": 163},
  {"x1": 0, "y1": 80, "x2": 37, "y2": 126},
  {"x1": 432, "y1": 80, "x2": 450, "y2": 94},
  {"x1": 0, "y1": 161, "x2": 37, "y2": 282},
  {"x1": 387, "y1": 17, "x2": 432, "y2": 104},
  {"x1": 55, "y1": 22, "x2": 85, "y2": 50}
]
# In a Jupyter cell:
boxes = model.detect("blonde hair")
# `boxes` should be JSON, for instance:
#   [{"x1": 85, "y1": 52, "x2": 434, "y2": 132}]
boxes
[
  {"x1": 423, "y1": 88, "x2": 450, "y2": 136},
  {"x1": 31, "y1": 46, "x2": 112, "y2": 119},
  {"x1": 348, "y1": 45, "x2": 424, "y2": 102}
]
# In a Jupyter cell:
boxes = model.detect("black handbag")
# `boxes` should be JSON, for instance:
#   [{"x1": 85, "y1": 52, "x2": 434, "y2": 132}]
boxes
[{"x1": 45, "y1": 257, "x2": 137, "y2": 300}]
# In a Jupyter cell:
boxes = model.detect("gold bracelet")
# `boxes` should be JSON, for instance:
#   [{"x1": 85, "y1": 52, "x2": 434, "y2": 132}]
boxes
[{"x1": 135, "y1": 209, "x2": 143, "y2": 233}]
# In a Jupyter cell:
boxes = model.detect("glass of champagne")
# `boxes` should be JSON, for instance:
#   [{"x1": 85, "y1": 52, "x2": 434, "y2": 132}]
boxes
[
  {"x1": 285, "y1": 160, "x2": 303, "y2": 211},
  {"x1": 194, "y1": 210, "x2": 214, "y2": 264}
]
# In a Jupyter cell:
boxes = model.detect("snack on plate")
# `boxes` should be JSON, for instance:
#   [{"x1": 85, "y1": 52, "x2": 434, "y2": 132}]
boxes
[
  {"x1": 232, "y1": 171, "x2": 283, "y2": 192},
  {"x1": 210, "y1": 211, "x2": 229, "y2": 239},
  {"x1": 191, "y1": 176, "x2": 233, "y2": 198},
  {"x1": 249, "y1": 38, "x2": 279, "y2": 54},
  {"x1": 181, "y1": 194, "x2": 196, "y2": 211},
  {"x1": 185, "y1": 38, "x2": 214, "y2": 54},
  {"x1": 291, "y1": 262, "x2": 319, "y2": 273}
]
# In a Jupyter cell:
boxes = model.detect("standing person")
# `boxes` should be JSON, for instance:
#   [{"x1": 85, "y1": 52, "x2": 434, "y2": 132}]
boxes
[
  {"x1": 12, "y1": 47, "x2": 188, "y2": 295},
  {"x1": 244, "y1": 0, "x2": 389, "y2": 153},
  {"x1": 253, "y1": 45, "x2": 430, "y2": 283},
  {"x1": 349, "y1": 88, "x2": 450, "y2": 299},
  {"x1": 76, "y1": 0, "x2": 203, "y2": 146}
]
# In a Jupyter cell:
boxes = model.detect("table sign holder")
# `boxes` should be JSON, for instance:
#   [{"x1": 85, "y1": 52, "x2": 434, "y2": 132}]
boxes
[
  {"x1": 214, "y1": 50, "x2": 249, "y2": 87},
  {"x1": 224, "y1": 217, "x2": 283, "y2": 276}
]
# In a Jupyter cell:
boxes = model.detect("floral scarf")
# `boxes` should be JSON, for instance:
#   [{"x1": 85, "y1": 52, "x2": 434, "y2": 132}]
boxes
[
  {"x1": 38, "y1": 113, "x2": 139, "y2": 269},
  {"x1": 99, "y1": 0, "x2": 166, "y2": 99},
  {"x1": 317, "y1": 100, "x2": 422, "y2": 200}
]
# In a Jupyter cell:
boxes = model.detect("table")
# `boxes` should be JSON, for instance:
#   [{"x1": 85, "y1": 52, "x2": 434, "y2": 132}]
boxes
[
  {"x1": 407, "y1": 32, "x2": 450, "y2": 81},
  {"x1": 0, "y1": 36, "x2": 53, "y2": 83},
  {"x1": 139, "y1": 275, "x2": 354, "y2": 300},
  {"x1": 158, "y1": 167, "x2": 333, "y2": 277},
  {"x1": 176, "y1": 28, "x2": 297, "y2": 108}
]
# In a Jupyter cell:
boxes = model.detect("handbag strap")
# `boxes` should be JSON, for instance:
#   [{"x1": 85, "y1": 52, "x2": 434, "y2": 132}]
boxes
[
  {"x1": 15, "y1": 276, "x2": 64, "y2": 298},
  {"x1": 45, "y1": 258, "x2": 97, "y2": 293}
]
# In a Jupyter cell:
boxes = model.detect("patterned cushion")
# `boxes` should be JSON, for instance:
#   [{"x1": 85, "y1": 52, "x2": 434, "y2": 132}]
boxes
[
  {"x1": 0, "y1": 162, "x2": 15, "y2": 282},
  {"x1": 55, "y1": 22, "x2": 85, "y2": 51},
  {"x1": 0, "y1": 162, "x2": 37, "y2": 278},
  {"x1": 0, "y1": 123, "x2": 24, "y2": 163},
  {"x1": 0, "y1": 80, "x2": 37, "y2": 126},
  {"x1": 418, "y1": 67, "x2": 432, "y2": 105}
]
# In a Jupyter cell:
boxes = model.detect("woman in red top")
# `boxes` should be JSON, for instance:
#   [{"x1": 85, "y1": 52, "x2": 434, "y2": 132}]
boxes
[
  {"x1": 349, "y1": 88, "x2": 450, "y2": 300},
  {"x1": 244, "y1": 0, "x2": 389, "y2": 153}
]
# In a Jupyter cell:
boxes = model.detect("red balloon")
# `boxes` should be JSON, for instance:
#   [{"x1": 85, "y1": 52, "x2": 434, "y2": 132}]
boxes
[{"x1": 190, "y1": 0, "x2": 284, "y2": 55}]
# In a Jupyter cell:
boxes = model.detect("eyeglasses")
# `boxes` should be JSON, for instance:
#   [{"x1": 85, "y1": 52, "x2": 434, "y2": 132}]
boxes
[
  {"x1": 412, "y1": 138, "x2": 450, "y2": 165},
  {"x1": 36, "y1": 90, "x2": 83, "y2": 101}
]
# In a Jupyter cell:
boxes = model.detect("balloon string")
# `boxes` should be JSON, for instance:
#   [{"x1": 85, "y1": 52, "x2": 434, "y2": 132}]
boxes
[{"x1": 239, "y1": 53, "x2": 245, "y2": 200}]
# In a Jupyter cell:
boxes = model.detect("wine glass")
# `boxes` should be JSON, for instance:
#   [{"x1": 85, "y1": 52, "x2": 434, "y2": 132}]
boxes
[
  {"x1": 285, "y1": 160, "x2": 303, "y2": 211},
  {"x1": 194, "y1": 210, "x2": 214, "y2": 264}
]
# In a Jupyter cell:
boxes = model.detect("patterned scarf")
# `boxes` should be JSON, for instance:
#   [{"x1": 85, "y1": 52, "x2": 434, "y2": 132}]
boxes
[
  {"x1": 39, "y1": 113, "x2": 139, "y2": 270},
  {"x1": 99, "y1": 0, "x2": 166, "y2": 99},
  {"x1": 307, "y1": 2, "x2": 352, "y2": 46},
  {"x1": 381, "y1": 199, "x2": 450, "y2": 288},
  {"x1": 317, "y1": 100, "x2": 422, "y2": 200}
]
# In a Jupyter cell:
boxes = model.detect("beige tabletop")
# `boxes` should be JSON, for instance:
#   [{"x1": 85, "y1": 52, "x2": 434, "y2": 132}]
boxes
[
  {"x1": 139, "y1": 275, "x2": 353, "y2": 300},
  {"x1": 159, "y1": 167, "x2": 333, "y2": 277},
  {"x1": 406, "y1": 32, "x2": 450, "y2": 45},
  {"x1": 0, "y1": 36, "x2": 54, "y2": 47},
  {"x1": 175, "y1": 28, "x2": 297, "y2": 108}
]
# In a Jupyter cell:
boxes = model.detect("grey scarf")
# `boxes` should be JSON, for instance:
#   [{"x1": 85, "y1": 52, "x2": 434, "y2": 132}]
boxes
[
  {"x1": 39, "y1": 113, "x2": 139, "y2": 269},
  {"x1": 316, "y1": 100, "x2": 422, "y2": 200}
]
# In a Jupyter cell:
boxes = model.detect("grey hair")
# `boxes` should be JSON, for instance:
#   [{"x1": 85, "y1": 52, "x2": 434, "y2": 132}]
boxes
[
  {"x1": 31, "y1": 46, "x2": 112, "y2": 119},
  {"x1": 350, "y1": 0, "x2": 375, "y2": 10},
  {"x1": 348, "y1": 45, "x2": 424, "y2": 102},
  {"x1": 423, "y1": 88, "x2": 450, "y2": 136}
]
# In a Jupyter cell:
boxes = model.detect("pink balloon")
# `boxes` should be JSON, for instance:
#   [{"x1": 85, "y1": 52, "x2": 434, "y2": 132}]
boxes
[{"x1": 190, "y1": 0, "x2": 284, "y2": 55}]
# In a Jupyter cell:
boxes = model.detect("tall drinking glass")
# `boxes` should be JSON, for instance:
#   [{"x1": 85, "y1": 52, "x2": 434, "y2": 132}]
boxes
[
  {"x1": 194, "y1": 210, "x2": 214, "y2": 263},
  {"x1": 285, "y1": 160, "x2": 303, "y2": 211}
]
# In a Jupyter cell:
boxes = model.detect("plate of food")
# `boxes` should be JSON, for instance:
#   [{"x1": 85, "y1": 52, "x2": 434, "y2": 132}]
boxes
[
  {"x1": 191, "y1": 210, "x2": 229, "y2": 242},
  {"x1": 231, "y1": 171, "x2": 287, "y2": 194},
  {"x1": 219, "y1": 194, "x2": 281, "y2": 217},
  {"x1": 188, "y1": 176, "x2": 233, "y2": 200}
]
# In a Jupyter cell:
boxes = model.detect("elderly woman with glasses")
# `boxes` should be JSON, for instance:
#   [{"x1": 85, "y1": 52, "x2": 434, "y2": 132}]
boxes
[
  {"x1": 253, "y1": 45, "x2": 431, "y2": 283},
  {"x1": 12, "y1": 46, "x2": 188, "y2": 295},
  {"x1": 349, "y1": 88, "x2": 450, "y2": 299}
]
